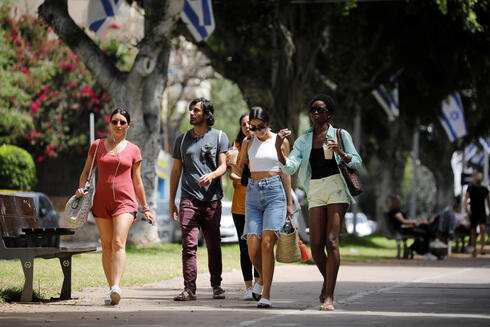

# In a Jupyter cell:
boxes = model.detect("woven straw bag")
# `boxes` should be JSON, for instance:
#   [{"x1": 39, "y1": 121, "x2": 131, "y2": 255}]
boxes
[
  {"x1": 63, "y1": 141, "x2": 99, "y2": 228},
  {"x1": 276, "y1": 216, "x2": 302, "y2": 263}
]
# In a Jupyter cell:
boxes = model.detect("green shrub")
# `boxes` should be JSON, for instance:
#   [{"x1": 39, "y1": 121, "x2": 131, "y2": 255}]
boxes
[{"x1": 0, "y1": 144, "x2": 37, "y2": 190}]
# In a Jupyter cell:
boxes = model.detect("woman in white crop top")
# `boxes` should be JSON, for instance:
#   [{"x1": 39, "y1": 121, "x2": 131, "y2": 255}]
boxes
[{"x1": 239, "y1": 106, "x2": 292, "y2": 309}]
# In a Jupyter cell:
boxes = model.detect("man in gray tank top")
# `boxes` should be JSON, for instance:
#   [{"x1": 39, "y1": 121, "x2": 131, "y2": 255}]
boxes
[{"x1": 169, "y1": 98, "x2": 229, "y2": 301}]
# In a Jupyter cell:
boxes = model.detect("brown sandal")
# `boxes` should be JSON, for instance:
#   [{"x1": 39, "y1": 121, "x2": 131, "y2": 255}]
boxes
[
  {"x1": 174, "y1": 289, "x2": 197, "y2": 301},
  {"x1": 212, "y1": 286, "x2": 226, "y2": 299}
]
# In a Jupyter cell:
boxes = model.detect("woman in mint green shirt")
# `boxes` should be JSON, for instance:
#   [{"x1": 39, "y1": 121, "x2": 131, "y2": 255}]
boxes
[{"x1": 275, "y1": 94, "x2": 361, "y2": 311}]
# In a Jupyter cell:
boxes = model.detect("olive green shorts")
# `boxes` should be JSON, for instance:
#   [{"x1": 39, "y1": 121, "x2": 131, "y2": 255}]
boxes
[{"x1": 307, "y1": 173, "x2": 350, "y2": 209}]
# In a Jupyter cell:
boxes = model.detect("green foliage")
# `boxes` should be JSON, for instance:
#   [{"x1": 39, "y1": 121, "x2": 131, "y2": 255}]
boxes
[
  {"x1": 0, "y1": 286, "x2": 43, "y2": 303},
  {"x1": 0, "y1": 144, "x2": 37, "y2": 190}
]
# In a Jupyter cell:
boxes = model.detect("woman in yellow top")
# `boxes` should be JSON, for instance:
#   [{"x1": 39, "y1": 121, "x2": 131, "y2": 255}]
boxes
[{"x1": 228, "y1": 113, "x2": 259, "y2": 300}]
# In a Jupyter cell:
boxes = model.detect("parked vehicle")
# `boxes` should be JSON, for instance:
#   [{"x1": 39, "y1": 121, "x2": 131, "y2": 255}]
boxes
[
  {"x1": 344, "y1": 212, "x2": 377, "y2": 236},
  {"x1": 156, "y1": 192, "x2": 307, "y2": 244},
  {"x1": 0, "y1": 190, "x2": 59, "y2": 227}
]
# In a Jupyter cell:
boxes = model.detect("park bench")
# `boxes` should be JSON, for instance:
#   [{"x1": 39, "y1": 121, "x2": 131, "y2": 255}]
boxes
[
  {"x1": 0, "y1": 193, "x2": 96, "y2": 302},
  {"x1": 384, "y1": 213, "x2": 417, "y2": 259}
]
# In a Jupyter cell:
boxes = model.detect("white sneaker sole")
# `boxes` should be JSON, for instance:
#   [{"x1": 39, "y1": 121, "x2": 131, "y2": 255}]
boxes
[{"x1": 110, "y1": 290, "x2": 121, "y2": 305}]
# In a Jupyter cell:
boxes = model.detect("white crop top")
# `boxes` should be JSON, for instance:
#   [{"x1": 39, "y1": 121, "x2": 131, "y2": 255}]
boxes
[{"x1": 248, "y1": 132, "x2": 281, "y2": 172}]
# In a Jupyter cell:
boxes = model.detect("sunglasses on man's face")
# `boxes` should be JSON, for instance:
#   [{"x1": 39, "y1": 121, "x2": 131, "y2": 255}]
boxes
[
  {"x1": 111, "y1": 119, "x2": 127, "y2": 126},
  {"x1": 249, "y1": 124, "x2": 266, "y2": 132},
  {"x1": 309, "y1": 106, "x2": 328, "y2": 114}
]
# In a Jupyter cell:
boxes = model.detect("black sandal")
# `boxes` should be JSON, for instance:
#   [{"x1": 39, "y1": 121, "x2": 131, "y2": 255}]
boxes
[{"x1": 212, "y1": 286, "x2": 226, "y2": 299}]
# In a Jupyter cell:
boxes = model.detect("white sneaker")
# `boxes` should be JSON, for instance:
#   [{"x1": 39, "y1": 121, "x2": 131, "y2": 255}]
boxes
[
  {"x1": 104, "y1": 291, "x2": 111, "y2": 305},
  {"x1": 424, "y1": 253, "x2": 438, "y2": 261},
  {"x1": 430, "y1": 240, "x2": 448, "y2": 249},
  {"x1": 241, "y1": 287, "x2": 254, "y2": 301},
  {"x1": 110, "y1": 285, "x2": 121, "y2": 305}
]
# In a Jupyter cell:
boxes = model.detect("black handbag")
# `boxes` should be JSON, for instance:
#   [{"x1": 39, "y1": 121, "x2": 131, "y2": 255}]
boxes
[
  {"x1": 240, "y1": 166, "x2": 250, "y2": 186},
  {"x1": 336, "y1": 129, "x2": 363, "y2": 196}
]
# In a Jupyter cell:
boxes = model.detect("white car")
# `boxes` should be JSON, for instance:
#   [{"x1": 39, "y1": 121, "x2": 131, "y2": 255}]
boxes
[
  {"x1": 344, "y1": 212, "x2": 377, "y2": 236},
  {"x1": 220, "y1": 201, "x2": 239, "y2": 243}
]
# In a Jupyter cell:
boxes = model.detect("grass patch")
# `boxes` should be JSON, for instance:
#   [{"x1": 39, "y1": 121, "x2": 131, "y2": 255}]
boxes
[
  {"x1": 0, "y1": 242, "x2": 242, "y2": 301},
  {"x1": 0, "y1": 287, "x2": 43, "y2": 303},
  {"x1": 0, "y1": 235, "x2": 398, "y2": 301},
  {"x1": 298, "y1": 234, "x2": 399, "y2": 264}
]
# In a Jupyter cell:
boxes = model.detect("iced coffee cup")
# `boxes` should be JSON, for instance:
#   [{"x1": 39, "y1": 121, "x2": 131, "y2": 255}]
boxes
[
  {"x1": 323, "y1": 140, "x2": 333, "y2": 160},
  {"x1": 229, "y1": 146, "x2": 239, "y2": 164}
]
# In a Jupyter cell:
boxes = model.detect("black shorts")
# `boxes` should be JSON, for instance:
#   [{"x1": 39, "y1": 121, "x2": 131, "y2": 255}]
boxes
[{"x1": 470, "y1": 213, "x2": 487, "y2": 228}]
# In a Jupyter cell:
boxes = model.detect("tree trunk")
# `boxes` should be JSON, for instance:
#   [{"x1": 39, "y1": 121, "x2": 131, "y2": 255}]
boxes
[
  {"x1": 39, "y1": 0, "x2": 184, "y2": 244},
  {"x1": 419, "y1": 125, "x2": 456, "y2": 212}
]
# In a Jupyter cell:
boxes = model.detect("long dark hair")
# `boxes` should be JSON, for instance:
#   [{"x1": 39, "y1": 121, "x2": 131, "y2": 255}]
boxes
[
  {"x1": 249, "y1": 106, "x2": 270, "y2": 125},
  {"x1": 235, "y1": 113, "x2": 249, "y2": 146},
  {"x1": 189, "y1": 97, "x2": 215, "y2": 126},
  {"x1": 110, "y1": 108, "x2": 131, "y2": 124}
]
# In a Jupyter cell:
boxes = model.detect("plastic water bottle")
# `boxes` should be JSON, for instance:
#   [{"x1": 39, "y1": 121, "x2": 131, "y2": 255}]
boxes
[{"x1": 281, "y1": 218, "x2": 295, "y2": 234}]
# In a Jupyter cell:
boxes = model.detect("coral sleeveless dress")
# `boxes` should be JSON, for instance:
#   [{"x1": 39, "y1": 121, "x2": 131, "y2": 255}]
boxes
[{"x1": 89, "y1": 139, "x2": 142, "y2": 218}]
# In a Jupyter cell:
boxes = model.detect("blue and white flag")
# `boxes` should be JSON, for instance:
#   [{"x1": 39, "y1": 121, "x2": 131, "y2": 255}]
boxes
[
  {"x1": 87, "y1": 0, "x2": 123, "y2": 35},
  {"x1": 439, "y1": 92, "x2": 467, "y2": 142},
  {"x1": 479, "y1": 137, "x2": 490, "y2": 154},
  {"x1": 464, "y1": 144, "x2": 478, "y2": 162},
  {"x1": 470, "y1": 152, "x2": 485, "y2": 166},
  {"x1": 181, "y1": 0, "x2": 215, "y2": 42},
  {"x1": 372, "y1": 80, "x2": 399, "y2": 121}
]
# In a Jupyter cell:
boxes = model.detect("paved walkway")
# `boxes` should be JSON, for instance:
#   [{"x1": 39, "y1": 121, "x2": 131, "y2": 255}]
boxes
[{"x1": 1, "y1": 255, "x2": 489, "y2": 327}]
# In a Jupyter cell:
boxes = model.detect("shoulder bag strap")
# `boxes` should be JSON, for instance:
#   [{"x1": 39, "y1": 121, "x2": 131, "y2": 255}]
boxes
[
  {"x1": 86, "y1": 139, "x2": 100, "y2": 187},
  {"x1": 336, "y1": 129, "x2": 345, "y2": 152},
  {"x1": 180, "y1": 131, "x2": 188, "y2": 164}
]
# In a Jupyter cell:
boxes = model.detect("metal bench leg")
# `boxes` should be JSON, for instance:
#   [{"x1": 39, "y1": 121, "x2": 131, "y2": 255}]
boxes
[
  {"x1": 20, "y1": 256, "x2": 34, "y2": 302},
  {"x1": 396, "y1": 240, "x2": 401, "y2": 259},
  {"x1": 59, "y1": 256, "x2": 72, "y2": 299},
  {"x1": 403, "y1": 240, "x2": 409, "y2": 259}
]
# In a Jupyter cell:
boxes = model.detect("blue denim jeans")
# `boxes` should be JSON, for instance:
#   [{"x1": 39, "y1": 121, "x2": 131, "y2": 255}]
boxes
[{"x1": 244, "y1": 175, "x2": 287, "y2": 239}]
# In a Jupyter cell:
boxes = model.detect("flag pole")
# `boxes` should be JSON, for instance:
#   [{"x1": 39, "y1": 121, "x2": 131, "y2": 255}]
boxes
[
  {"x1": 352, "y1": 104, "x2": 362, "y2": 234},
  {"x1": 484, "y1": 151, "x2": 489, "y2": 187}
]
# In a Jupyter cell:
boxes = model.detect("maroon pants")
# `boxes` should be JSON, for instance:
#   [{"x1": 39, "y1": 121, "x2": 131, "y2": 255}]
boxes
[{"x1": 179, "y1": 197, "x2": 222, "y2": 293}]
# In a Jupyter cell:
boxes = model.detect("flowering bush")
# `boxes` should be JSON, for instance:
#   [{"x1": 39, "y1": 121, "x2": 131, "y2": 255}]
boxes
[{"x1": 0, "y1": 1, "x2": 130, "y2": 162}]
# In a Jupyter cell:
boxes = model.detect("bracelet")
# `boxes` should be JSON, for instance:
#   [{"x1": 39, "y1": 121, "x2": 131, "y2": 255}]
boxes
[{"x1": 142, "y1": 205, "x2": 151, "y2": 212}]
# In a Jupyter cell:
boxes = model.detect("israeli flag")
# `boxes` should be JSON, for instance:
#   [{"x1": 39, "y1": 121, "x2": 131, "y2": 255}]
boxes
[
  {"x1": 372, "y1": 83, "x2": 399, "y2": 121},
  {"x1": 87, "y1": 0, "x2": 123, "y2": 35},
  {"x1": 439, "y1": 92, "x2": 467, "y2": 142},
  {"x1": 479, "y1": 137, "x2": 490, "y2": 154},
  {"x1": 471, "y1": 152, "x2": 485, "y2": 166},
  {"x1": 181, "y1": 0, "x2": 215, "y2": 42},
  {"x1": 464, "y1": 144, "x2": 478, "y2": 162}
]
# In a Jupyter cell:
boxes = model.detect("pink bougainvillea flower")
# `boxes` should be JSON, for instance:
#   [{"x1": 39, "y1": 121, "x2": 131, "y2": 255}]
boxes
[
  {"x1": 66, "y1": 82, "x2": 77, "y2": 88},
  {"x1": 56, "y1": 115, "x2": 62, "y2": 121},
  {"x1": 106, "y1": 115, "x2": 111, "y2": 122},
  {"x1": 45, "y1": 121, "x2": 50, "y2": 127},
  {"x1": 20, "y1": 66, "x2": 28, "y2": 75},
  {"x1": 91, "y1": 97, "x2": 100, "y2": 104},
  {"x1": 10, "y1": 97, "x2": 15, "y2": 104},
  {"x1": 82, "y1": 84, "x2": 95, "y2": 97},
  {"x1": 14, "y1": 38, "x2": 22, "y2": 46},
  {"x1": 109, "y1": 23, "x2": 120, "y2": 29},
  {"x1": 94, "y1": 107, "x2": 101, "y2": 113},
  {"x1": 37, "y1": 155, "x2": 44, "y2": 163},
  {"x1": 102, "y1": 92, "x2": 110, "y2": 101},
  {"x1": 39, "y1": 93, "x2": 46, "y2": 101},
  {"x1": 71, "y1": 54, "x2": 78, "y2": 61},
  {"x1": 31, "y1": 100, "x2": 40, "y2": 114}
]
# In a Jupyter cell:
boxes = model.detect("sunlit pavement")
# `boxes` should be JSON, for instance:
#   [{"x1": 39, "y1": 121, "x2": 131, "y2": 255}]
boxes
[{"x1": 1, "y1": 249, "x2": 489, "y2": 327}]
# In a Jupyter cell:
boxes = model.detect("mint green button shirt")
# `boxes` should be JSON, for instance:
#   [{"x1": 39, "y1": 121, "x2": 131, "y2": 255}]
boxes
[{"x1": 279, "y1": 124, "x2": 362, "y2": 204}]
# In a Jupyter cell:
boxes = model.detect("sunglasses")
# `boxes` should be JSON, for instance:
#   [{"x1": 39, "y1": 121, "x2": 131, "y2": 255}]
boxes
[
  {"x1": 249, "y1": 124, "x2": 266, "y2": 132},
  {"x1": 309, "y1": 106, "x2": 328, "y2": 114},
  {"x1": 111, "y1": 119, "x2": 127, "y2": 126}
]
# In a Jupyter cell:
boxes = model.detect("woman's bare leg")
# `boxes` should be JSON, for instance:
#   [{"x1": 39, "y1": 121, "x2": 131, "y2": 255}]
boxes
[
  {"x1": 95, "y1": 217, "x2": 114, "y2": 288},
  {"x1": 309, "y1": 206, "x2": 328, "y2": 302},
  {"x1": 260, "y1": 230, "x2": 277, "y2": 300},
  {"x1": 321, "y1": 203, "x2": 348, "y2": 310},
  {"x1": 110, "y1": 213, "x2": 134, "y2": 287}
]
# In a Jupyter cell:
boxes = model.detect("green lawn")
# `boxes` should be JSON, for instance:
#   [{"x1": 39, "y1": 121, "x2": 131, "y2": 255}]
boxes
[{"x1": 0, "y1": 234, "x2": 398, "y2": 301}]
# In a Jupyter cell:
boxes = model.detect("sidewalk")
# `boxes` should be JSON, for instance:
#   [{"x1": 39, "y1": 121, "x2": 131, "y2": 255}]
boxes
[{"x1": 1, "y1": 255, "x2": 490, "y2": 326}]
